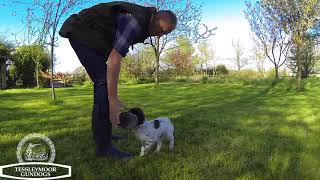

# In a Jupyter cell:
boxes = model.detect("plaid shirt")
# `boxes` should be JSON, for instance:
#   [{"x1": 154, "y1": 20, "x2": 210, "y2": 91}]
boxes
[{"x1": 113, "y1": 13, "x2": 141, "y2": 57}]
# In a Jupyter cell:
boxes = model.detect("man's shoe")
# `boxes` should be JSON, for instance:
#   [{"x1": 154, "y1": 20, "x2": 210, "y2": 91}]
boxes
[
  {"x1": 96, "y1": 146, "x2": 132, "y2": 160},
  {"x1": 111, "y1": 134, "x2": 125, "y2": 141}
]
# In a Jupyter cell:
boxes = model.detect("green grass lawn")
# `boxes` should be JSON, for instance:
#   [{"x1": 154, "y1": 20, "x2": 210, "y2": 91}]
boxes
[{"x1": 0, "y1": 78, "x2": 320, "y2": 180}]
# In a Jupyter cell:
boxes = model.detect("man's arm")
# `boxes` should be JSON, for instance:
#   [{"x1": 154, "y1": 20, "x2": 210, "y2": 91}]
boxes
[
  {"x1": 107, "y1": 48, "x2": 123, "y2": 125},
  {"x1": 107, "y1": 48, "x2": 122, "y2": 100},
  {"x1": 107, "y1": 13, "x2": 141, "y2": 125}
]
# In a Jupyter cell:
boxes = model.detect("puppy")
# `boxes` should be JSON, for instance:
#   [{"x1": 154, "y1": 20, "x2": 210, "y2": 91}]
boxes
[{"x1": 119, "y1": 108, "x2": 174, "y2": 156}]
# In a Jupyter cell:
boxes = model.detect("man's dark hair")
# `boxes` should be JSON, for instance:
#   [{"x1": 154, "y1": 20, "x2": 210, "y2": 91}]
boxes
[{"x1": 157, "y1": 10, "x2": 177, "y2": 27}]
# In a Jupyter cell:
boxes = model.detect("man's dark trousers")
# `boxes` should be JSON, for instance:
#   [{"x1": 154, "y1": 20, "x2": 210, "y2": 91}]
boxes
[{"x1": 69, "y1": 38, "x2": 111, "y2": 153}]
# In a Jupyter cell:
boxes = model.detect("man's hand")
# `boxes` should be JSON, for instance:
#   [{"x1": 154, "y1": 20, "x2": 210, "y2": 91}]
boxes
[{"x1": 108, "y1": 97, "x2": 126, "y2": 126}]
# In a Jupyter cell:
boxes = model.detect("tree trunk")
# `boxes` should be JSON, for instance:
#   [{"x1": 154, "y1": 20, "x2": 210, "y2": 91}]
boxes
[
  {"x1": 0, "y1": 60, "x2": 6, "y2": 90},
  {"x1": 50, "y1": 37, "x2": 56, "y2": 99},
  {"x1": 36, "y1": 62, "x2": 39, "y2": 88},
  {"x1": 205, "y1": 63, "x2": 208, "y2": 75},
  {"x1": 296, "y1": 44, "x2": 302, "y2": 91},
  {"x1": 155, "y1": 54, "x2": 159, "y2": 84},
  {"x1": 275, "y1": 65, "x2": 279, "y2": 79},
  {"x1": 155, "y1": 37, "x2": 160, "y2": 84}
]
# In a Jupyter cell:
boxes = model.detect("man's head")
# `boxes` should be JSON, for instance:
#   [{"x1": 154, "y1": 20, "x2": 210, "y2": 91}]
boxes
[{"x1": 148, "y1": 10, "x2": 177, "y2": 37}]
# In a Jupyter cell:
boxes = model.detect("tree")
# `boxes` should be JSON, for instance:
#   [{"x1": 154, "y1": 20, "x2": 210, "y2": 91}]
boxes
[
  {"x1": 254, "y1": 48, "x2": 266, "y2": 77},
  {"x1": 288, "y1": 35, "x2": 320, "y2": 78},
  {"x1": 10, "y1": 45, "x2": 50, "y2": 87},
  {"x1": 197, "y1": 40, "x2": 214, "y2": 75},
  {"x1": 165, "y1": 36, "x2": 196, "y2": 76},
  {"x1": 30, "y1": 45, "x2": 50, "y2": 87},
  {"x1": 70, "y1": 66, "x2": 88, "y2": 85},
  {"x1": 214, "y1": 64, "x2": 228, "y2": 76},
  {"x1": 232, "y1": 39, "x2": 248, "y2": 70},
  {"x1": 250, "y1": 38, "x2": 267, "y2": 77},
  {"x1": 122, "y1": 47, "x2": 156, "y2": 79},
  {"x1": 0, "y1": 38, "x2": 14, "y2": 90},
  {"x1": 8, "y1": 0, "x2": 92, "y2": 98},
  {"x1": 245, "y1": 1, "x2": 291, "y2": 79},
  {"x1": 127, "y1": 0, "x2": 216, "y2": 84},
  {"x1": 260, "y1": 0, "x2": 320, "y2": 89}
]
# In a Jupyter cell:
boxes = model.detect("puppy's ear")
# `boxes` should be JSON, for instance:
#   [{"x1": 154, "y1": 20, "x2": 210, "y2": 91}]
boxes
[
  {"x1": 153, "y1": 120, "x2": 160, "y2": 129},
  {"x1": 128, "y1": 108, "x2": 145, "y2": 125}
]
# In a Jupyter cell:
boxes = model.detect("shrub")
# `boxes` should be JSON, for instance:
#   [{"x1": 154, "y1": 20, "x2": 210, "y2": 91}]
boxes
[
  {"x1": 137, "y1": 77, "x2": 155, "y2": 84},
  {"x1": 214, "y1": 65, "x2": 228, "y2": 76},
  {"x1": 70, "y1": 67, "x2": 88, "y2": 85},
  {"x1": 38, "y1": 76, "x2": 50, "y2": 88},
  {"x1": 266, "y1": 69, "x2": 276, "y2": 78},
  {"x1": 201, "y1": 76, "x2": 209, "y2": 84},
  {"x1": 229, "y1": 69, "x2": 261, "y2": 78}
]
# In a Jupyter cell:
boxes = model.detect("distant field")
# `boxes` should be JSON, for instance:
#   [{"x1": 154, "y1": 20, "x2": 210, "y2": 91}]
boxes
[{"x1": 0, "y1": 78, "x2": 319, "y2": 179}]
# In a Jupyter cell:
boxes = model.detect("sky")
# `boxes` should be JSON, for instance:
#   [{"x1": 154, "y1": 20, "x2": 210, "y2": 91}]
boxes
[
  {"x1": 201, "y1": 0, "x2": 255, "y2": 68},
  {"x1": 0, "y1": 0, "x2": 267, "y2": 73}
]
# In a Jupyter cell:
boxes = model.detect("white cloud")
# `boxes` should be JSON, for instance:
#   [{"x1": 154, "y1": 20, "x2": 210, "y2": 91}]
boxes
[
  {"x1": 204, "y1": 15, "x2": 276, "y2": 70},
  {"x1": 55, "y1": 38, "x2": 82, "y2": 73},
  {"x1": 204, "y1": 16, "x2": 253, "y2": 68}
]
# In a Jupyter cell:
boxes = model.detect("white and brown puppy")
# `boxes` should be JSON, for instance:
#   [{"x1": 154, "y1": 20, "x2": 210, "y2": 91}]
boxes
[{"x1": 119, "y1": 108, "x2": 174, "y2": 156}]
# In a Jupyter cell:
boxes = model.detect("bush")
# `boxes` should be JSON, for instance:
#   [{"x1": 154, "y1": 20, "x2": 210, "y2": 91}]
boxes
[
  {"x1": 214, "y1": 65, "x2": 228, "y2": 76},
  {"x1": 266, "y1": 69, "x2": 276, "y2": 78},
  {"x1": 136, "y1": 77, "x2": 155, "y2": 84},
  {"x1": 81, "y1": 80, "x2": 93, "y2": 87},
  {"x1": 38, "y1": 76, "x2": 50, "y2": 88},
  {"x1": 201, "y1": 76, "x2": 209, "y2": 84},
  {"x1": 70, "y1": 67, "x2": 88, "y2": 85},
  {"x1": 229, "y1": 69, "x2": 261, "y2": 79}
]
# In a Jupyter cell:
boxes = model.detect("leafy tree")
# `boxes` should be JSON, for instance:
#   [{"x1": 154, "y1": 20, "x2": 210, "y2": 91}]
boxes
[
  {"x1": 245, "y1": 1, "x2": 291, "y2": 79},
  {"x1": 260, "y1": 0, "x2": 320, "y2": 89},
  {"x1": 288, "y1": 35, "x2": 320, "y2": 78},
  {"x1": 250, "y1": 38, "x2": 267, "y2": 77},
  {"x1": 197, "y1": 40, "x2": 214, "y2": 75},
  {"x1": 70, "y1": 66, "x2": 89, "y2": 85},
  {"x1": 10, "y1": 45, "x2": 50, "y2": 87},
  {"x1": 122, "y1": 47, "x2": 156, "y2": 79},
  {"x1": 0, "y1": 38, "x2": 14, "y2": 89},
  {"x1": 232, "y1": 39, "x2": 248, "y2": 71},
  {"x1": 31, "y1": 45, "x2": 50, "y2": 87},
  {"x1": 165, "y1": 36, "x2": 196, "y2": 76},
  {"x1": 214, "y1": 64, "x2": 228, "y2": 76}
]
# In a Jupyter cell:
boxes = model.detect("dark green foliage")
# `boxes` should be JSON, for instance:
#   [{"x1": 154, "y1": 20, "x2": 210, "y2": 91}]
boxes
[
  {"x1": 38, "y1": 76, "x2": 51, "y2": 88},
  {"x1": 214, "y1": 64, "x2": 229, "y2": 76},
  {"x1": 288, "y1": 35, "x2": 319, "y2": 78},
  {"x1": 201, "y1": 76, "x2": 209, "y2": 84},
  {"x1": 8, "y1": 45, "x2": 50, "y2": 87},
  {"x1": 0, "y1": 38, "x2": 14, "y2": 89}
]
